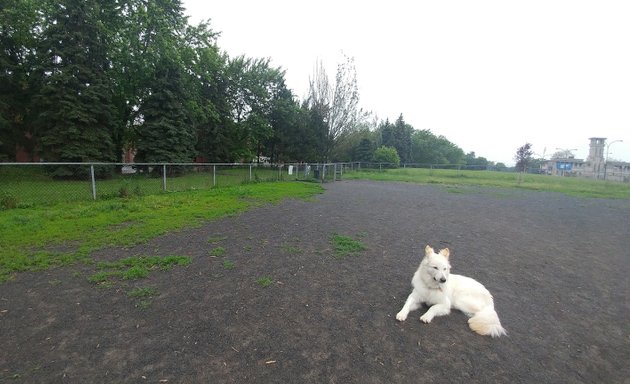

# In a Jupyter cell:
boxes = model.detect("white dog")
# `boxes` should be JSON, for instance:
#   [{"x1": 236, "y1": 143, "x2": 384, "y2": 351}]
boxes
[{"x1": 396, "y1": 245, "x2": 506, "y2": 337}]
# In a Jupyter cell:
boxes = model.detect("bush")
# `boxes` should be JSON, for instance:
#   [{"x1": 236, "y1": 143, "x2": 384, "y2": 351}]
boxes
[
  {"x1": 1, "y1": 192, "x2": 18, "y2": 210},
  {"x1": 373, "y1": 146, "x2": 400, "y2": 168}
]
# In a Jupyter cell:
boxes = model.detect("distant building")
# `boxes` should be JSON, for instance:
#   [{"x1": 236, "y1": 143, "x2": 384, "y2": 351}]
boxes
[{"x1": 545, "y1": 137, "x2": 630, "y2": 183}]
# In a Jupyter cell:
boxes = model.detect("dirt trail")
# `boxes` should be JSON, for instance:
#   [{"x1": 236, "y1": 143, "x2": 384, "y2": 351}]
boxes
[{"x1": 1, "y1": 180, "x2": 629, "y2": 383}]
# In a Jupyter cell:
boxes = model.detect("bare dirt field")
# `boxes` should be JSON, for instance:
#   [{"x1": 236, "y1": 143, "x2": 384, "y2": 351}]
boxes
[{"x1": 1, "y1": 180, "x2": 629, "y2": 383}]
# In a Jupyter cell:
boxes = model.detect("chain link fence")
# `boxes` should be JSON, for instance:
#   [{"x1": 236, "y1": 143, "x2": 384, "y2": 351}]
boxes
[{"x1": 0, "y1": 162, "x2": 358, "y2": 208}]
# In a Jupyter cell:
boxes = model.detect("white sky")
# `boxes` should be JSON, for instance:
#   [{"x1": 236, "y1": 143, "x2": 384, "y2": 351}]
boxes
[{"x1": 182, "y1": 0, "x2": 630, "y2": 166}]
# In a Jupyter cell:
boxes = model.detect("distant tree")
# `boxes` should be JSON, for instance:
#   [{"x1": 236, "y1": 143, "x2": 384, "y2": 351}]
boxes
[
  {"x1": 514, "y1": 143, "x2": 534, "y2": 172},
  {"x1": 392, "y1": 114, "x2": 413, "y2": 163},
  {"x1": 306, "y1": 55, "x2": 361, "y2": 159},
  {"x1": 411, "y1": 129, "x2": 464, "y2": 165},
  {"x1": 373, "y1": 145, "x2": 400, "y2": 168},
  {"x1": 355, "y1": 137, "x2": 375, "y2": 162}
]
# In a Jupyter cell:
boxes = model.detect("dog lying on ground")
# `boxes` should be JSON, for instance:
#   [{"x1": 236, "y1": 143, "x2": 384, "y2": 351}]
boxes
[{"x1": 396, "y1": 245, "x2": 506, "y2": 337}]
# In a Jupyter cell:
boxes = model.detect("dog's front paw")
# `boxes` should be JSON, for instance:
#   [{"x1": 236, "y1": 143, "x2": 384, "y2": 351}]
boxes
[
  {"x1": 395, "y1": 311, "x2": 407, "y2": 321},
  {"x1": 419, "y1": 313, "x2": 433, "y2": 323}
]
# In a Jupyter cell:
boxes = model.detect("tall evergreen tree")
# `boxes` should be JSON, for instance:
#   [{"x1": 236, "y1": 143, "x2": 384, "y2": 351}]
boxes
[
  {"x1": 135, "y1": 58, "x2": 194, "y2": 163},
  {"x1": 33, "y1": 0, "x2": 117, "y2": 166},
  {"x1": 0, "y1": 0, "x2": 43, "y2": 160}
]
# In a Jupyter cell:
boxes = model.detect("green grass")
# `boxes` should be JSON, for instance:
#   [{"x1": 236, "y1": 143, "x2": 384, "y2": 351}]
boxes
[
  {"x1": 222, "y1": 260, "x2": 235, "y2": 269},
  {"x1": 281, "y1": 242, "x2": 303, "y2": 254},
  {"x1": 344, "y1": 168, "x2": 630, "y2": 199},
  {"x1": 128, "y1": 286, "x2": 158, "y2": 298},
  {"x1": 330, "y1": 233, "x2": 367, "y2": 258},
  {"x1": 256, "y1": 276, "x2": 273, "y2": 287},
  {"x1": 0, "y1": 182, "x2": 323, "y2": 281},
  {"x1": 88, "y1": 255, "x2": 192, "y2": 284},
  {"x1": 207, "y1": 235, "x2": 227, "y2": 244},
  {"x1": 209, "y1": 246, "x2": 226, "y2": 257},
  {"x1": 0, "y1": 165, "x2": 291, "y2": 207}
]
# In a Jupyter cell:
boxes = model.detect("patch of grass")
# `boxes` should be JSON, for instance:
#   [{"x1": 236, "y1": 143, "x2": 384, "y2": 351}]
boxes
[
  {"x1": 207, "y1": 235, "x2": 227, "y2": 244},
  {"x1": 209, "y1": 246, "x2": 226, "y2": 257},
  {"x1": 222, "y1": 260, "x2": 235, "y2": 269},
  {"x1": 256, "y1": 276, "x2": 273, "y2": 287},
  {"x1": 128, "y1": 286, "x2": 158, "y2": 298},
  {"x1": 331, "y1": 233, "x2": 367, "y2": 258},
  {"x1": 281, "y1": 242, "x2": 303, "y2": 254},
  {"x1": 89, "y1": 255, "x2": 191, "y2": 284},
  {"x1": 0, "y1": 182, "x2": 323, "y2": 282},
  {"x1": 344, "y1": 168, "x2": 630, "y2": 199}
]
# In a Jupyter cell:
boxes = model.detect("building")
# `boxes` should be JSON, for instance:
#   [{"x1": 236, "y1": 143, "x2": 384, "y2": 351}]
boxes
[{"x1": 545, "y1": 137, "x2": 630, "y2": 183}]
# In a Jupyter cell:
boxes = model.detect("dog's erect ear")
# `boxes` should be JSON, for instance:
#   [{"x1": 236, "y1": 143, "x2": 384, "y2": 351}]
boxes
[
  {"x1": 425, "y1": 245, "x2": 434, "y2": 256},
  {"x1": 439, "y1": 248, "x2": 450, "y2": 259}
]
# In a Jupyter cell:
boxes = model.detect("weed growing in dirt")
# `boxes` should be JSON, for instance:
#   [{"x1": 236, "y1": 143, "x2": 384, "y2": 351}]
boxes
[
  {"x1": 330, "y1": 234, "x2": 367, "y2": 258},
  {"x1": 207, "y1": 235, "x2": 227, "y2": 244},
  {"x1": 256, "y1": 276, "x2": 273, "y2": 287},
  {"x1": 281, "y1": 242, "x2": 303, "y2": 254},
  {"x1": 209, "y1": 247, "x2": 226, "y2": 257},
  {"x1": 128, "y1": 286, "x2": 158, "y2": 298},
  {"x1": 222, "y1": 260, "x2": 235, "y2": 269},
  {"x1": 89, "y1": 255, "x2": 191, "y2": 285}
]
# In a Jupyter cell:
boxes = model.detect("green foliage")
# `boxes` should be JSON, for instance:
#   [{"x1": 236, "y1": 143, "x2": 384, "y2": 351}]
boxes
[
  {"x1": 373, "y1": 146, "x2": 401, "y2": 167},
  {"x1": 1, "y1": 192, "x2": 18, "y2": 210},
  {"x1": 222, "y1": 260, "x2": 235, "y2": 270},
  {"x1": 209, "y1": 247, "x2": 226, "y2": 257},
  {"x1": 330, "y1": 233, "x2": 367, "y2": 258},
  {"x1": 89, "y1": 255, "x2": 191, "y2": 284},
  {"x1": 128, "y1": 287, "x2": 159, "y2": 299},
  {"x1": 256, "y1": 276, "x2": 273, "y2": 287},
  {"x1": 411, "y1": 129, "x2": 464, "y2": 165}
]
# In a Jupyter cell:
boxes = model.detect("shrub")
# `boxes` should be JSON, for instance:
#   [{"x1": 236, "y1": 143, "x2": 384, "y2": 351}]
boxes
[{"x1": 373, "y1": 146, "x2": 400, "y2": 168}]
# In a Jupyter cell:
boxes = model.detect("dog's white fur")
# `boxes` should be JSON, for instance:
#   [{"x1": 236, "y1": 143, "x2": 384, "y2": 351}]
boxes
[{"x1": 396, "y1": 245, "x2": 506, "y2": 337}]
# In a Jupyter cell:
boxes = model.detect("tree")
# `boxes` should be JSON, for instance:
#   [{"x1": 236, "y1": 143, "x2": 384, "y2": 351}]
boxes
[
  {"x1": 306, "y1": 54, "x2": 361, "y2": 160},
  {"x1": 373, "y1": 146, "x2": 400, "y2": 167},
  {"x1": 135, "y1": 57, "x2": 195, "y2": 164},
  {"x1": 410, "y1": 129, "x2": 464, "y2": 165},
  {"x1": 392, "y1": 114, "x2": 413, "y2": 163},
  {"x1": 33, "y1": 0, "x2": 118, "y2": 168},
  {"x1": 514, "y1": 143, "x2": 534, "y2": 173},
  {"x1": 0, "y1": 0, "x2": 43, "y2": 160}
]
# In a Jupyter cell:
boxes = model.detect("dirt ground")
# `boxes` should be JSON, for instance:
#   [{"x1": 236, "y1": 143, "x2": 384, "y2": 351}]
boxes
[{"x1": 1, "y1": 180, "x2": 629, "y2": 383}]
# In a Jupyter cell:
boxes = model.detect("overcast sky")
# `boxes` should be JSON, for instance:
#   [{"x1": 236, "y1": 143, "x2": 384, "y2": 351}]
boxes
[{"x1": 182, "y1": 0, "x2": 630, "y2": 165}]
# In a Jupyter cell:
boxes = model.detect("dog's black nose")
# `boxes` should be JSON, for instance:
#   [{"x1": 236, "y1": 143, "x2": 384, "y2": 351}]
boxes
[{"x1": 440, "y1": 277, "x2": 446, "y2": 283}]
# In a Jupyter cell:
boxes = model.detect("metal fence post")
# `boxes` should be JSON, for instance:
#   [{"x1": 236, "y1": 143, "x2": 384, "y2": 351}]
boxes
[
  {"x1": 249, "y1": 164, "x2": 252, "y2": 182},
  {"x1": 162, "y1": 164, "x2": 167, "y2": 191},
  {"x1": 90, "y1": 164, "x2": 96, "y2": 200},
  {"x1": 213, "y1": 165, "x2": 216, "y2": 186}
]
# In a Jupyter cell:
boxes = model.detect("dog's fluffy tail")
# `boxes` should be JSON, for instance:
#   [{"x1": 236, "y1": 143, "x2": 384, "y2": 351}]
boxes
[{"x1": 468, "y1": 305, "x2": 507, "y2": 337}]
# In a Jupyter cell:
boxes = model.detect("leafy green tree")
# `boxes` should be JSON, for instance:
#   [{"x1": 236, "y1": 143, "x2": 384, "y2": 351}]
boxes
[
  {"x1": 411, "y1": 129, "x2": 464, "y2": 165},
  {"x1": 373, "y1": 145, "x2": 400, "y2": 167}
]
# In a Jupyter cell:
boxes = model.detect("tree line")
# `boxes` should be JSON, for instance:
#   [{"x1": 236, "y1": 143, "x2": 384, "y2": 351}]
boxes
[{"x1": 0, "y1": 0, "x2": 497, "y2": 171}]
